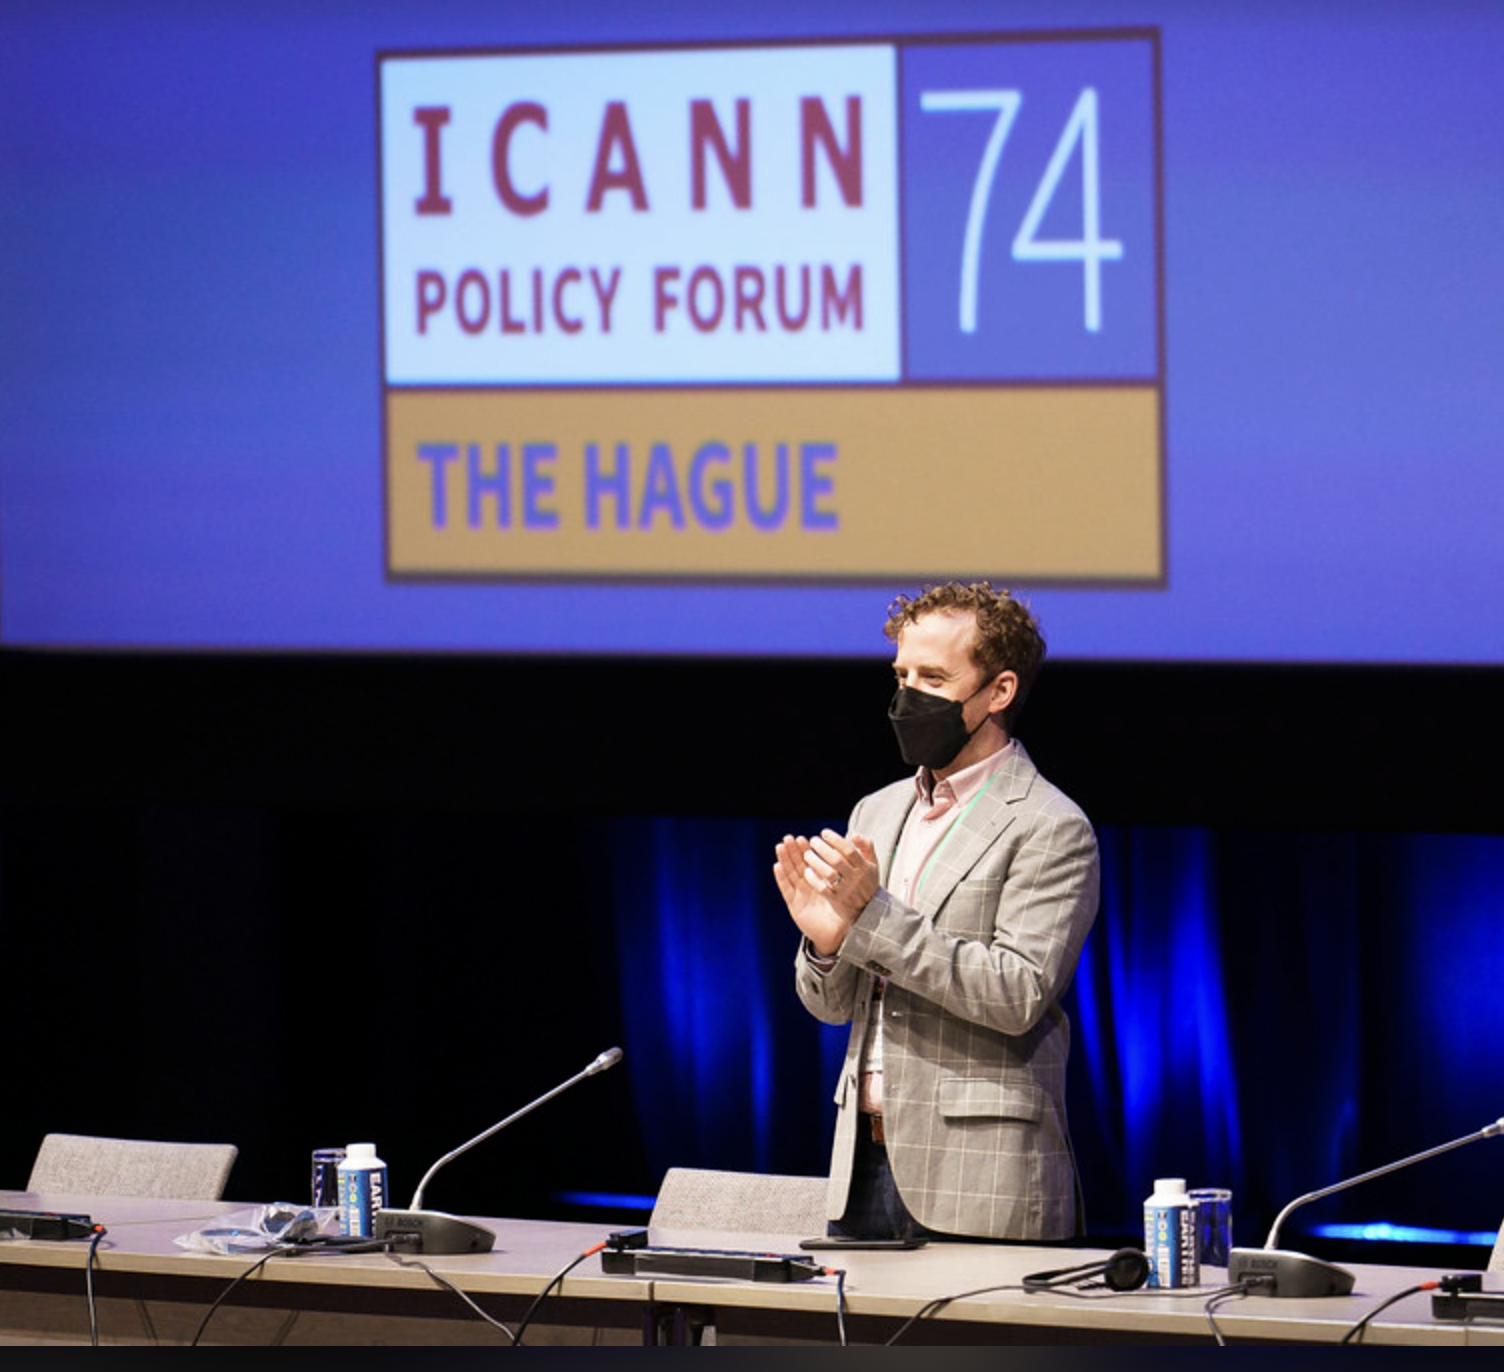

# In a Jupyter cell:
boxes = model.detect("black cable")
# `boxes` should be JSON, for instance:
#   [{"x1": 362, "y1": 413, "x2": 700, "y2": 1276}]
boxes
[
  {"x1": 884, "y1": 1281, "x2": 1029, "y2": 1345},
  {"x1": 513, "y1": 1242, "x2": 606, "y2": 1346},
  {"x1": 188, "y1": 1245, "x2": 292, "y2": 1346},
  {"x1": 383, "y1": 1251, "x2": 519, "y2": 1343},
  {"x1": 194, "y1": 1234, "x2": 525, "y2": 1346},
  {"x1": 85, "y1": 1226, "x2": 108, "y2": 1347},
  {"x1": 1340, "y1": 1280, "x2": 1438, "y2": 1345},
  {"x1": 1203, "y1": 1279, "x2": 1263, "y2": 1345},
  {"x1": 884, "y1": 1274, "x2": 1258, "y2": 1346},
  {"x1": 189, "y1": 1232, "x2": 585, "y2": 1346},
  {"x1": 1039, "y1": 1279, "x2": 1246, "y2": 1301}
]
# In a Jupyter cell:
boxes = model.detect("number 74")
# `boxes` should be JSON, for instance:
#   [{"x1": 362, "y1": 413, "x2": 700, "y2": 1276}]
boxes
[{"x1": 919, "y1": 87, "x2": 1122, "y2": 334}]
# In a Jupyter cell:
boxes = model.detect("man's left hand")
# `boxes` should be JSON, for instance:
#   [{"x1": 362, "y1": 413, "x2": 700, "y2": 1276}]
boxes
[{"x1": 804, "y1": 829, "x2": 879, "y2": 924}]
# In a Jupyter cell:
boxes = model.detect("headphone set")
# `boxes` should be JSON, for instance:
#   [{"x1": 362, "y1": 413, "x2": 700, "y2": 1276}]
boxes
[{"x1": 1021, "y1": 1247, "x2": 1151, "y2": 1293}]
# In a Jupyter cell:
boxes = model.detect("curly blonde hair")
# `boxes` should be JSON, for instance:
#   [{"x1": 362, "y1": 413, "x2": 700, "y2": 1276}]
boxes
[{"x1": 882, "y1": 581, "x2": 1045, "y2": 725}]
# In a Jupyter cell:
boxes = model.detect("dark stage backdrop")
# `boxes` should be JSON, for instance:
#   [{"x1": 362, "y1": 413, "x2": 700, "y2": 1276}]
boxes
[{"x1": 2, "y1": 650, "x2": 1503, "y2": 1268}]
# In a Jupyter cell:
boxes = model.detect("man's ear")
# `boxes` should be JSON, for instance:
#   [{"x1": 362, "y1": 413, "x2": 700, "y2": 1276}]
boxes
[{"x1": 988, "y1": 670, "x2": 1018, "y2": 718}]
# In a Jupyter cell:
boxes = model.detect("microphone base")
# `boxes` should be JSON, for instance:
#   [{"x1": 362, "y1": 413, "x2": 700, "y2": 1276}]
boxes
[
  {"x1": 373, "y1": 1209, "x2": 497, "y2": 1255},
  {"x1": 1228, "y1": 1246, "x2": 1355, "y2": 1298}
]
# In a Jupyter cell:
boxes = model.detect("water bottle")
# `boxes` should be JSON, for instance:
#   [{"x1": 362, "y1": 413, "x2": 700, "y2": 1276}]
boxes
[
  {"x1": 337, "y1": 1141, "x2": 388, "y2": 1238},
  {"x1": 1143, "y1": 1176, "x2": 1199, "y2": 1288}
]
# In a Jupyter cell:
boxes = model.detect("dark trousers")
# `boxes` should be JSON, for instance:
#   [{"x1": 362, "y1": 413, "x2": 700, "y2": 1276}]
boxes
[{"x1": 827, "y1": 1120, "x2": 939, "y2": 1242}]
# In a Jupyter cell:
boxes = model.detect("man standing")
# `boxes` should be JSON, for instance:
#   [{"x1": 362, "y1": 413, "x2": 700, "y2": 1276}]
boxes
[{"x1": 774, "y1": 582, "x2": 1099, "y2": 1241}]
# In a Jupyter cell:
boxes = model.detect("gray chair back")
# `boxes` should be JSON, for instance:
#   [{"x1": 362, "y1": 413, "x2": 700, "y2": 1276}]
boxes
[
  {"x1": 650, "y1": 1166, "x2": 827, "y2": 1238},
  {"x1": 28, "y1": 1132, "x2": 238, "y2": 1201}
]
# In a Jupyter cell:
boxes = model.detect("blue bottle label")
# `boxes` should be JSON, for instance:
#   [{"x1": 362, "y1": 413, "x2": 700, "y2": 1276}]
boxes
[
  {"x1": 1144, "y1": 1201, "x2": 1199, "y2": 1289},
  {"x1": 340, "y1": 1165, "x2": 388, "y2": 1237}
]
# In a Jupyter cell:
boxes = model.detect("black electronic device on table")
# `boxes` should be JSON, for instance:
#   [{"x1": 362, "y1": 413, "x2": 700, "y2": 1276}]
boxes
[
  {"x1": 600, "y1": 1243, "x2": 823, "y2": 1283},
  {"x1": 799, "y1": 1235, "x2": 927, "y2": 1251},
  {"x1": 0, "y1": 1209, "x2": 95, "y2": 1241},
  {"x1": 1431, "y1": 1274, "x2": 1504, "y2": 1322}
]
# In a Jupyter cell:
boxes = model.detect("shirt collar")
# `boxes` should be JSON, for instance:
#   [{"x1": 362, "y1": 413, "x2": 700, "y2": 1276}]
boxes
[{"x1": 914, "y1": 738, "x2": 1016, "y2": 812}]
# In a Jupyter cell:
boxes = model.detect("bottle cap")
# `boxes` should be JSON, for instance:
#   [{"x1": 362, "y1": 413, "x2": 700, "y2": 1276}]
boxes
[
  {"x1": 1151, "y1": 1177, "x2": 1188, "y2": 1200},
  {"x1": 345, "y1": 1142, "x2": 377, "y2": 1160}
]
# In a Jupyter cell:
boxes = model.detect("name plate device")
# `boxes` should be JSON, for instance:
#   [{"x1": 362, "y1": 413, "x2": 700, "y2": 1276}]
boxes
[
  {"x1": 0, "y1": 1209, "x2": 95, "y2": 1241},
  {"x1": 600, "y1": 1245, "x2": 822, "y2": 1283}
]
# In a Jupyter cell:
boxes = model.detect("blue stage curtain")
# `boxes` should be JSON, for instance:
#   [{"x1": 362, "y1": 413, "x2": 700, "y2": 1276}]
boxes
[
  {"x1": 608, "y1": 817, "x2": 1504, "y2": 1241},
  {"x1": 608, "y1": 816, "x2": 847, "y2": 1185}
]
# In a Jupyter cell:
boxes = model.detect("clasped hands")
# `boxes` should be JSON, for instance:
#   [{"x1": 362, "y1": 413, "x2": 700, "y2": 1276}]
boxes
[{"x1": 772, "y1": 828, "x2": 879, "y2": 957}]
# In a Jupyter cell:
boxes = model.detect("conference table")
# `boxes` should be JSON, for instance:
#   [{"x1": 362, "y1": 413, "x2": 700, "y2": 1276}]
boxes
[{"x1": 2, "y1": 1190, "x2": 1501, "y2": 1346}]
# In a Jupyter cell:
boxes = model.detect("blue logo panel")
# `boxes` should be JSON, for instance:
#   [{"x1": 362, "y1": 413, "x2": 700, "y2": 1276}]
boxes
[{"x1": 901, "y1": 36, "x2": 1160, "y2": 382}]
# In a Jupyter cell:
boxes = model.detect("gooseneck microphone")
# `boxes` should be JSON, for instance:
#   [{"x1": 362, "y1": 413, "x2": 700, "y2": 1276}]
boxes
[
  {"x1": 374, "y1": 1046, "x2": 625, "y2": 1255},
  {"x1": 410, "y1": 1046, "x2": 623, "y2": 1212},
  {"x1": 1228, "y1": 1115, "x2": 1503, "y2": 1297}
]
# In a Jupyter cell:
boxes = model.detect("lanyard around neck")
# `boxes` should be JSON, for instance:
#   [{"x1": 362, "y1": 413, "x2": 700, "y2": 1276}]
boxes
[{"x1": 908, "y1": 770, "x2": 1003, "y2": 899}]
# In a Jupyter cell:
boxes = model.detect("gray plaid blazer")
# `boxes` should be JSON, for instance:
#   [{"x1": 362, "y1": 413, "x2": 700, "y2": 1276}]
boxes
[{"x1": 795, "y1": 740, "x2": 1100, "y2": 1240}]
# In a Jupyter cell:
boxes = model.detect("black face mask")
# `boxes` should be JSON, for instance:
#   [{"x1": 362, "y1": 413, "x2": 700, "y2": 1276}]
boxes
[{"x1": 887, "y1": 682, "x2": 992, "y2": 770}]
